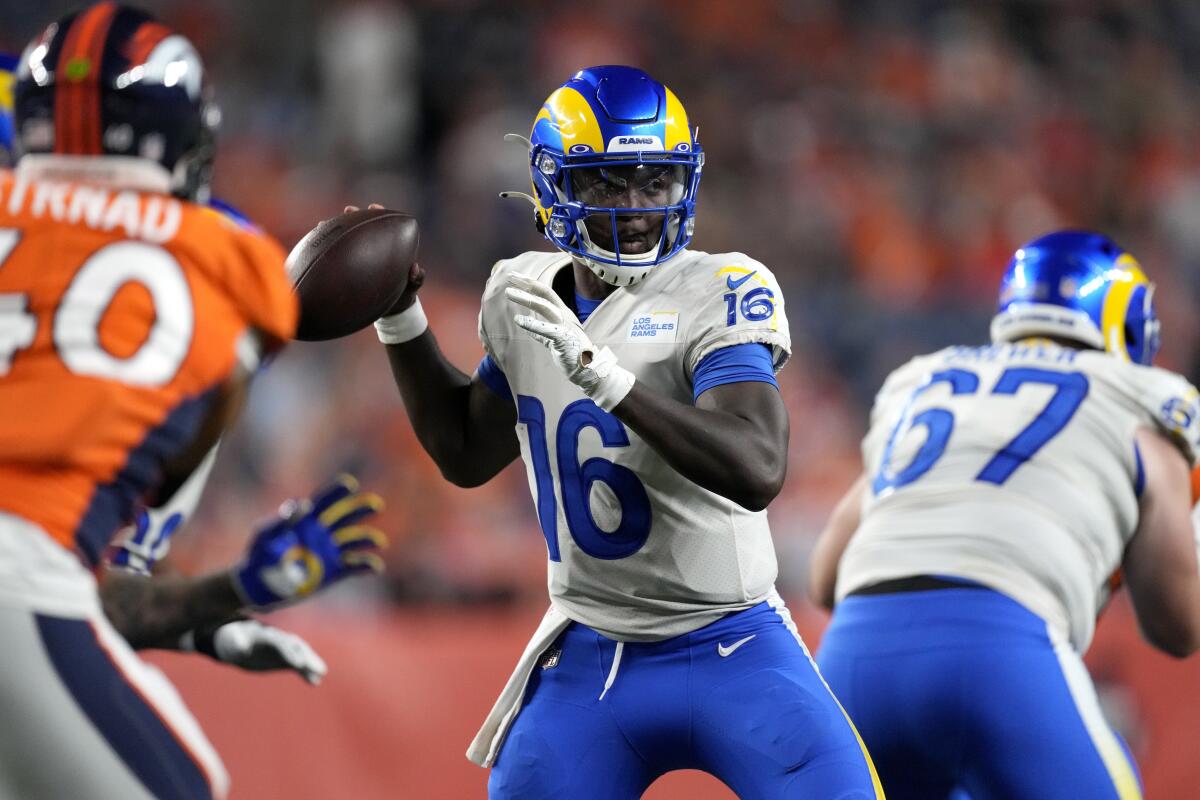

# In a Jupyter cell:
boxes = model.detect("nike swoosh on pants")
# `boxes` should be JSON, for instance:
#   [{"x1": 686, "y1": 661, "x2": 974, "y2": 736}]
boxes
[{"x1": 717, "y1": 634, "x2": 756, "y2": 657}]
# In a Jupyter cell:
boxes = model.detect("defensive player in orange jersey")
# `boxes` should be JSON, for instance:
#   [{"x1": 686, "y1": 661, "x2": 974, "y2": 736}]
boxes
[
  {"x1": 0, "y1": 5, "x2": 386, "y2": 799},
  {"x1": 0, "y1": 50, "x2": 365, "y2": 690}
]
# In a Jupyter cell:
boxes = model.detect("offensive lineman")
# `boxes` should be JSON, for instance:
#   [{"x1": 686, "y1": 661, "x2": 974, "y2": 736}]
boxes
[
  {"x1": 810, "y1": 231, "x2": 1200, "y2": 799},
  {"x1": 371, "y1": 66, "x2": 883, "y2": 798}
]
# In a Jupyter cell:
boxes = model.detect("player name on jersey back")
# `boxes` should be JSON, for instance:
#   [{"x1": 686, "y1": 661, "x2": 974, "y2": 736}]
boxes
[
  {"x1": 0, "y1": 173, "x2": 181, "y2": 243},
  {"x1": 0, "y1": 167, "x2": 296, "y2": 565}
]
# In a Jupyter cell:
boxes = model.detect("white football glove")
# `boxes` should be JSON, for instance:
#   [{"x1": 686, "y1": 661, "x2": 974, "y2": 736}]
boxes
[
  {"x1": 182, "y1": 619, "x2": 328, "y2": 686},
  {"x1": 505, "y1": 274, "x2": 635, "y2": 411}
]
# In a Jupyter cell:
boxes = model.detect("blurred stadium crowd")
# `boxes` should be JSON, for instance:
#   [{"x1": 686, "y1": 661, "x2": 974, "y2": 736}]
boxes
[{"x1": 5, "y1": 0, "x2": 1200, "y2": 609}]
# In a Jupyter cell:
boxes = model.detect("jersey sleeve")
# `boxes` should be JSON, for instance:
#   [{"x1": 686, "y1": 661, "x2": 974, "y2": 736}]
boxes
[
  {"x1": 691, "y1": 343, "x2": 778, "y2": 401},
  {"x1": 1137, "y1": 368, "x2": 1200, "y2": 465},
  {"x1": 474, "y1": 354, "x2": 512, "y2": 400},
  {"x1": 225, "y1": 226, "x2": 298, "y2": 352},
  {"x1": 682, "y1": 254, "x2": 791, "y2": 379},
  {"x1": 477, "y1": 260, "x2": 504, "y2": 361}
]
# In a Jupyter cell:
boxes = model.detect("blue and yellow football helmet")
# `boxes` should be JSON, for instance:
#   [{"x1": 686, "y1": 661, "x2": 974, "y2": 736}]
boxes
[
  {"x1": 515, "y1": 65, "x2": 703, "y2": 286},
  {"x1": 0, "y1": 52, "x2": 16, "y2": 166},
  {"x1": 991, "y1": 230, "x2": 1160, "y2": 365}
]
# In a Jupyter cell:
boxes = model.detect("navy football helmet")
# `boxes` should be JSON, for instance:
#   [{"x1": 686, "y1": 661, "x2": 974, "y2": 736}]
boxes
[
  {"x1": 510, "y1": 66, "x2": 704, "y2": 286},
  {"x1": 991, "y1": 231, "x2": 1160, "y2": 365},
  {"x1": 13, "y1": 2, "x2": 218, "y2": 201}
]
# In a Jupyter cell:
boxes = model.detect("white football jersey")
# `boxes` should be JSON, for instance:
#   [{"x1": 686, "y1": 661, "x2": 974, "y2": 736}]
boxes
[
  {"x1": 837, "y1": 341, "x2": 1200, "y2": 651},
  {"x1": 478, "y1": 249, "x2": 791, "y2": 641}
]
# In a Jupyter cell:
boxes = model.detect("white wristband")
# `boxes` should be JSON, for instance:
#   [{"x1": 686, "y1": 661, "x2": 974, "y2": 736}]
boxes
[
  {"x1": 589, "y1": 367, "x2": 635, "y2": 411},
  {"x1": 580, "y1": 346, "x2": 636, "y2": 411},
  {"x1": 375, "y1": 298, "x2": 428, "y2": 345}
]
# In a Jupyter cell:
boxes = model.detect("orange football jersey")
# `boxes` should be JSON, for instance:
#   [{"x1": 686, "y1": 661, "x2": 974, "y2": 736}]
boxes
[{"x1": 0, "y1": 169, "x2": 297, "y2": 563}]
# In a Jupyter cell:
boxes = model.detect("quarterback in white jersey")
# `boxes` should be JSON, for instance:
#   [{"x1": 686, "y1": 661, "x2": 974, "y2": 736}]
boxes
[
  {"x1": 374, "y1": 66, "x2": 883, "y2": 799},
  {"x1": 478, "y1": 248, "x2": 789, "y2": 641},
  {"x1": 811, "y1": 231, "x2": 1200, "y2": 800}
]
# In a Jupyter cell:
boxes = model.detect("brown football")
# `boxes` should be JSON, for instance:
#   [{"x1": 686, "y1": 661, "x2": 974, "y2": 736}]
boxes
[{"x1": 286, "y1": 208, "x2": 419, "y2": 341}]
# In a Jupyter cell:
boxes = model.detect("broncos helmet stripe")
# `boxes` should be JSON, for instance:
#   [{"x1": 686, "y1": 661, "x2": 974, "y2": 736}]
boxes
[
  {"x1": 511, "y1": 66, "x2": 704, "y2": 286},
  {"x1": 991, "y1": 230, "x2": 1161, "y2": 365},
  {"x1": 13, "y1": 2, "x2": 219, "y2": 201},
  {"x1": 56, "y1": 2, "x2": 120, "y2": 155}
]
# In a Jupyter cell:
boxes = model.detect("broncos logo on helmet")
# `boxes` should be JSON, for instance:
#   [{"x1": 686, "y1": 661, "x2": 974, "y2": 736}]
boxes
[
  {"x1": 991, "y1": 230, "x2": 1161, "y2": 365},
  {"x1": 505, "y1": 65, "x2": 704, "y2": 286},
  {"x1": 12, "y1": 2, "x2": 219, "y2": 201}
]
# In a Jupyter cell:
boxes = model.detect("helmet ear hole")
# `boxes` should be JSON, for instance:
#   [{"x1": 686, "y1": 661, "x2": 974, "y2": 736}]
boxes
[{"x1": 1124, "y1": 323, "x2": 1139, "y2": 352}]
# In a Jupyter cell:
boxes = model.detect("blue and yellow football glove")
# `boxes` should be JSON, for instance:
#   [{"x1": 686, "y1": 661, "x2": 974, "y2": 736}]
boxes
[{"x1": 234, "y1": 475, "x2": 388, "y2": 609}]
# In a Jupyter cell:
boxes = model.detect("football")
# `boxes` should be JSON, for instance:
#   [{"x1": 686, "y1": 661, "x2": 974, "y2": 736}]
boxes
[{"x1": 286, "y1": 207, "x2": 419, "y2": 341}]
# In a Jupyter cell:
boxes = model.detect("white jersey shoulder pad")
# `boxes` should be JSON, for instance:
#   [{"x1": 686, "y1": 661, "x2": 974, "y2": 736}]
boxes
[
  {"x1": 478, "y1": 251, "x2": 571, "y2": 360},
  {"x1": 1121, "y1": 361, "x2": 1200, "y2": 464},
  {"x1": 673, "y1": 251, "x2": 792, "y2": 374}
]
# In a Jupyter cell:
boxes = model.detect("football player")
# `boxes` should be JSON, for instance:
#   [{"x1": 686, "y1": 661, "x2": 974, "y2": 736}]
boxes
[
  {"x1": 370, "y1": 66, "x2": 883, "y2": 798},
  {"x1": 809, "y1": 231, "x2": 1200, "y2": 799},
  {"x1": 0, "y1": 46, "x2": 371, "y2": 689},
  {"x1": 0, "y1": 32, "x2": 386, "y2": 684},
  {"x1": 0, "y1": 6, "x2": 385, "y2": 799}
]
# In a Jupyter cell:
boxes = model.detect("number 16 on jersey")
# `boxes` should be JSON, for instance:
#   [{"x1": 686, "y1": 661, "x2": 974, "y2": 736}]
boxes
[{"x1": 517, "y1": 395, "x2": 652, "y2": 561}]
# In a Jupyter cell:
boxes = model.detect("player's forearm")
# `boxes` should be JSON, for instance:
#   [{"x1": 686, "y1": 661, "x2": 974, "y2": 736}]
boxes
[
  {"x1": 100, "y1": 569, "x2": 244, "y2": 650},
  {"x1": 613, "y1": 384, "x2": 787, "y2": 511},
  {"x1": 384, "y1": 331, "x2": 509, "y2": 485}
]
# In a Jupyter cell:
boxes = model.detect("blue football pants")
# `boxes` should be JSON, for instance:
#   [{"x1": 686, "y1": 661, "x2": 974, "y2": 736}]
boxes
[
  {"x1": 489, "y1": 600, "x2": 883, "y2": 799},
  {"x1": 816, "y1": 587, "x2": 1142, "y2": 800}
]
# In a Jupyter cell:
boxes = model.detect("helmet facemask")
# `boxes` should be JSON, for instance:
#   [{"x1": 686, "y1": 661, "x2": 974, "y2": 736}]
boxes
[
  {"x1": 171, "y1": 95, "x2": 220, "y2": 203},
  {"x1": 530, "y1": 146, "x2": 703, "y2": 286},
  {"x1": 508, "y1": 66, "x2": 705, "y2": 286}
]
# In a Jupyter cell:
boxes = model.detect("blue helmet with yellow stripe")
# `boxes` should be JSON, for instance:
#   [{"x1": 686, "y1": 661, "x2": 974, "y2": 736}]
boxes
[
  {"x1": 522, "y1": 66, "x2": 703, "y2": 286},
  {"x1": 990, "y1": 231, "x2": 1160, "y2": 365},
  {"x1": 0, "y1": 52, "x2": 16, "y2": 166}
]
